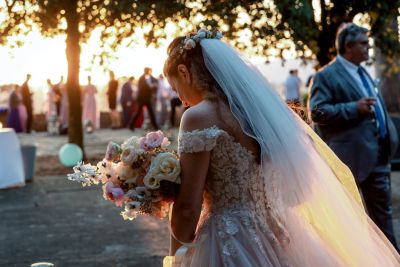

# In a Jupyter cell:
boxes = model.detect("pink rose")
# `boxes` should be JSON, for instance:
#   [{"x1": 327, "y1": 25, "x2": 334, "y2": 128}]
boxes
[
  {"x1": 140, "y1": 131, "x2": 170, "y2": 150},
  {"x1": 103, "y1": 182, "x2": 125, "y2": 207},
  {"x1": 139, "y1": 137, "x2": 147, "y2": 150},
  {"x1": 121, "y1": 146, "x2": 138, "y2": 165}
]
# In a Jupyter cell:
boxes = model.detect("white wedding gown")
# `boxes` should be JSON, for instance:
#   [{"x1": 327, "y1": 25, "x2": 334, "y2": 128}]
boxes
[{"x1": 174, "y1": 126, "x2": 400, "y2": 267}]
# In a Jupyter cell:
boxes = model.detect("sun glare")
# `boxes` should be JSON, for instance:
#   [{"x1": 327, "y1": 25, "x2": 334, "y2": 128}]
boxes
[
  {"x1": 0, "y1": 23, "x2": 178, "y2": 91},
  {"x1": 0, "y1": 28, "x2": 67, "y2": 89}
]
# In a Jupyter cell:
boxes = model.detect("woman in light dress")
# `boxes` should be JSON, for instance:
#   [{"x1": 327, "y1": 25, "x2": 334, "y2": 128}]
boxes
[
  {"x1": 6, "y1": 85, "x2": 26, "y2": 133},
  {"x1": 82, "y1": 75, "x2": 97, "y2": 131},
  {"x1": 163, "y1": 29, "x2": 400, "y2": 267}
]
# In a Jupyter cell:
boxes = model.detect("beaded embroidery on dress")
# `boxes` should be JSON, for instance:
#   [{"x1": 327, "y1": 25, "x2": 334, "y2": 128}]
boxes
[{"x1": 178, "y1": 126, "x2": 291, "y2": 267}]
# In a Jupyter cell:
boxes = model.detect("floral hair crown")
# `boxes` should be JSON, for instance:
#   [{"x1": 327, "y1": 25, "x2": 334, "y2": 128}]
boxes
[
  {"x1": 182, "y1": 29, "x2": 223, "y2": 50},
  {"x1": 166, "y1": 29, "x2": 223, "y2": 69}
]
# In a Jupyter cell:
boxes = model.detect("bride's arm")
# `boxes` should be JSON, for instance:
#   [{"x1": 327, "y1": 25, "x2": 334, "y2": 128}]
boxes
[
  {"x1": 170, "y1": 148, "x2": 210, "y2": 244},
  {"x1": 170, "y1": 108, "x2": 211, "y2": 254}
]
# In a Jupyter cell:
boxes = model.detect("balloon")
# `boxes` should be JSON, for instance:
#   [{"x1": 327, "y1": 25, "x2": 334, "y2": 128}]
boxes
[{"x1": 59, "y1": 143, "x2": 83, "y2": 167}]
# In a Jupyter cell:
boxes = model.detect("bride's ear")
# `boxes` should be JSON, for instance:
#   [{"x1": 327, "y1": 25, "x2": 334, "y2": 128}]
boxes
[{"x1": 177, "y1": 64, "x2": 191, "y2": 84}]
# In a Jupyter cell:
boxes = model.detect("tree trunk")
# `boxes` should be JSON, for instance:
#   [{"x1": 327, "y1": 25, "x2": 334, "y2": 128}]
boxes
[
  {"x1": 65, "y1": 1, "x2": 84, "y2": 154},
  {"x1": 316, "y1": 35, "x2": 332, "y2": 67},
  {"x1": 316, "y1": 0, "x2": 334, "y2": 67}
]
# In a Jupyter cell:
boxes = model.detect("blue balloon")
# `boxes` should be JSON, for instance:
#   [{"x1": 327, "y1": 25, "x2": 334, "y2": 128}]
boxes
[{"x1": 59, "y1": 143, "x2": 83, "y2": 167}]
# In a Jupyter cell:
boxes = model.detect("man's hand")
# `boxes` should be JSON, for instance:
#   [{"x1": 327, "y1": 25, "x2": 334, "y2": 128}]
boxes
[{"x1": 357, "y1": 97, "x2": 376, "y2": 115}]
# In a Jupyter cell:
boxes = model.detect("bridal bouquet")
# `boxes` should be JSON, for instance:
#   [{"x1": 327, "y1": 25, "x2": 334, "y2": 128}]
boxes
[{"x1": 67, "y1": 130, "x2": 180, "y2": 220}]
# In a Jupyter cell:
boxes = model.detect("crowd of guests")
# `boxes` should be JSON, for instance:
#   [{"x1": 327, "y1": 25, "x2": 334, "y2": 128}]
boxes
[
  {"x1": 5, "y1": 67, "x2": 183, "y2": 134},
  {"x1": 110, "y1": 67, "x2": 183, "y2": 131}
]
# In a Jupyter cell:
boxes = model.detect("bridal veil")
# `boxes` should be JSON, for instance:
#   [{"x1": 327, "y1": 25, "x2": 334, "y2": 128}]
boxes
[{"x1": 199, "y1": 36, "x2": 399, "y2": 266}]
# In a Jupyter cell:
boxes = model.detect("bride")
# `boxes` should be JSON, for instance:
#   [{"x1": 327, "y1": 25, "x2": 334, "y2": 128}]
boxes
[{"x1": 163, "y1": 29, "x2": 400, "y2": 266}]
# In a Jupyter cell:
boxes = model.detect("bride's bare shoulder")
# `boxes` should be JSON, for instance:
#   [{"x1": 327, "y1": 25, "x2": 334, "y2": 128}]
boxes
[{"x1": 180, "y1": 101, "x2": 217, "y2": 132}]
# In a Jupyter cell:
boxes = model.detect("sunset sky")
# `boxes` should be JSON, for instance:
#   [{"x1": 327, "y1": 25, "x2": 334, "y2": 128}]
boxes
[{"x1": 0, "y1": 25, "x2": 176, "y2": 89}]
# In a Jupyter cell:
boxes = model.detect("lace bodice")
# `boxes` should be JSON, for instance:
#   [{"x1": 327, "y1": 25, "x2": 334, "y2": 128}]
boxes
[
  {"x1": 178, "y1": 126, "x2": 268, "y2": 217},
  {"x1": 178, "y1": 126, "x2": 292, "y2": 265}
]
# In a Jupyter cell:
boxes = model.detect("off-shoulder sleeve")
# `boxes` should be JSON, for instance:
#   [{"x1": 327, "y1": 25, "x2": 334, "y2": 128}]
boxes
[{"x1": 178, "y1": 126, "x2": 224, "y2": 154}]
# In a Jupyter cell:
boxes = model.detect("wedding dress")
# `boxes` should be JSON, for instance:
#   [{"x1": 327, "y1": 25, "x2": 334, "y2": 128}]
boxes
[{"x1": 173, "y1": 125, "x2": 399, "y2": 267}]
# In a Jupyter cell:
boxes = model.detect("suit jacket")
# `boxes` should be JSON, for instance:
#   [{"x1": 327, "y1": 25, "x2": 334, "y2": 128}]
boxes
[
  {"x1": 137, "y1": 75, "x2": 157, "y2": 103},
  {"x1": 120, "y1": 81, "x2": 133, "y2": 106},
  {"x1": 20, "y1": 82, "x2": 32, "y2": 110},
  {"x1": 309, "y1": 58, "x2": 398, "y2": 183}
]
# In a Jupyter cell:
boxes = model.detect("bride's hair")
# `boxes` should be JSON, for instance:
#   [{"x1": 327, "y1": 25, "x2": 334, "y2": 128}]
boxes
[{"x1": 163, "y1": 36, "x2": 227, "y2": 103}]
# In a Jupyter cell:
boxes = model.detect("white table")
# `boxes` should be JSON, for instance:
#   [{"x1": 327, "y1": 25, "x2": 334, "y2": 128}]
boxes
[{"x1": 0, "y1": 128, "x2": 25, "y2": 189}]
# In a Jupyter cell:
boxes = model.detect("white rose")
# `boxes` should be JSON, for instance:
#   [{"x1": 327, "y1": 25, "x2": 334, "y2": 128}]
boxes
[
  {"x1": 136, "y1": 148, "x2": 145, "y2": 156},
  {"x1": 121, "y1": 146, "x2": 138, "y2": 165},
  {"x1": 115, "y1": 162, "x2": 137, "y2": 181},
  {"x1": 143, "y1": 152, "x2": 181, "y2": 189},
  {"x1": 122, "y1": 136, "x2": 141, "y2": 149},
  {"x1": 183, "y1": 39, "x2": 196, "y2": 50}
]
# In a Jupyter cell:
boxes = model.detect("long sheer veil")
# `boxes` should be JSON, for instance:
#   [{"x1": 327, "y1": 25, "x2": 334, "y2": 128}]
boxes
[{"x1": 200, "y1": 38, "x2": 400, "y2": 266}]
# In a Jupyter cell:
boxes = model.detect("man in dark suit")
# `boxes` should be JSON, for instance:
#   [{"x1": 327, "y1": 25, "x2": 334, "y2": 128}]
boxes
[
  {"x1": 309, "y1": 23, "x2": 399, "y2": 250},
  {"x1": 129, "y1": 67, "x2": 159, "y2": 130},
  {"x1": 20, "y1": 74, "x2": 33, "y2": 133},
  {"x1": 120, "y1": 76, "x2": 134, "y2": 128},
  {"x1": 107, "y1": 71, "x2": 119, "y2": 129}
]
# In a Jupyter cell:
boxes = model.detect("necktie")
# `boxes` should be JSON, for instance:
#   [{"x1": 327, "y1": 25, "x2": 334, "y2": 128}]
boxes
[{"x1": 357, "y1": 67, "x2": 387, "y2": 138}]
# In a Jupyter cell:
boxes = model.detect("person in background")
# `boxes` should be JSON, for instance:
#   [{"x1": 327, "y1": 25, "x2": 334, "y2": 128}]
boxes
[
  {"x1": 46, "y1": 79, "x2": 57, "y2": 119},
  {"x1": 283, "y1": 69, "x2": 302, "y2": 105},
  {"x1": 129, "y1": 67, "x2": 159, "y2": 130},
  {"x1": 82, "y1": 75, "x2": 97, "y2": 132},
  {"x1": 156, "y1": 74, "x2": 171, "y2": 127},
  {"x1": 20, "y1": 74, "x2": 33, "y2": 133},
  {"x1": 120, "y1": 76, "x2": 134, "y2": 128},
  {"x1": 6, "y1": 84, "x2": 25, "y2": 133},
  {"x1": 46, "y1": 79, "x2": 59, "y2": 134},
  {"x1": 107, "y1": 71, "x2": 120, "y2": 129},
  {"x1": 52, "y1": 77, "x2": 62, "y2": 116},
  {"x1": 169, "y1": 89, "x2": 183, "y2": 128},
  {"x1": 309, "y1": 23, "x2": 399, "y2": 251},
  {"x1": 58, "y1": 76, "x2": 68, "y2": 134}
]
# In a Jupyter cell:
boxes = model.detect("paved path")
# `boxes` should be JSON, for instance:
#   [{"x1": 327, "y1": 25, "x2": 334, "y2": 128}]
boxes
[
  {"x1": 0, "y1": 175, "x2": 170, "y2": 267},
  {"x1": 0, "y1": 129, "x2": 399, "y2": 266}
]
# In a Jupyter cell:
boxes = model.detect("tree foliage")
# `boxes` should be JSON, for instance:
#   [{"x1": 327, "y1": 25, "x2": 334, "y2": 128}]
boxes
[{"x1": 179, "y1": 0, "x2": 400, "y2": 67}]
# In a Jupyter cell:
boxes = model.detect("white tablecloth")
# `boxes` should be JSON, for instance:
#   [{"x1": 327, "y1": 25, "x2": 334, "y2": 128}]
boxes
[{"x1": 0, "y1": 128, "x2": 25, "y2": 189}]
